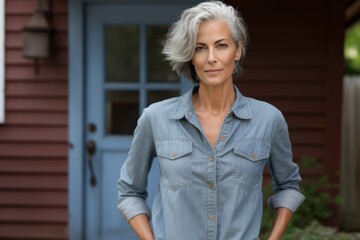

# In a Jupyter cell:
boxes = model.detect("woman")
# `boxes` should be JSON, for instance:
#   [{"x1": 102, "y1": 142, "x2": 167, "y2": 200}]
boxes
[{"x1": 117, "y1": 1, "x2": 304, "y2": 239}]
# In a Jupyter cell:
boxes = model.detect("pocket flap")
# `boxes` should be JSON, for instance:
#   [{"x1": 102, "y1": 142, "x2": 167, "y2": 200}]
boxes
[
  {"x1": 156, "y1": 140, "x2": 192, "y2": 160},
  {"x1": 234, "y1": 140, "x2": 270, "y2": 161}
]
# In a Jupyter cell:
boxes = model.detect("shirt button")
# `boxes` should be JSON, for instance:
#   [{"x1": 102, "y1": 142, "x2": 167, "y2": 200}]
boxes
[
  {"x1": 220, "y1": 136, "x2": 225, "y2": 141},
  {"x1": 208, "y1": 183, "x2": 215, "y2": 190},
  {"x1": 210, "y1": 156, "x2": 215, "y2": 161},
  {"x1": 209, "y1": 215, "x2": 216, "y2": 221},
  {"x1": 171, "y1": 152, "x2": 177, "y2": 157},
  {"x1": 250, "y1": 153, "x2": 256, "y2": 160}
]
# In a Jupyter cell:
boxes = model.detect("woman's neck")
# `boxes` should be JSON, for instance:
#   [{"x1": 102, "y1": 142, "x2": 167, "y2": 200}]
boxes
[{"x1": 193, "y1": 83, "x2": 235, "y2": 116}]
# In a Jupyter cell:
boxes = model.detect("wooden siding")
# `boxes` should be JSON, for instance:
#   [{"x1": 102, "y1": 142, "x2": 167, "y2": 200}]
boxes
[
  {"x1": 227, "y1": 0, "x2": 344, "y2": 224},
  {"x1": 225, "y1": 0, "x2": 341, "y2": 162},
  {"x1": 0, "y1": 0, "x2": 68, "y2": 239}
]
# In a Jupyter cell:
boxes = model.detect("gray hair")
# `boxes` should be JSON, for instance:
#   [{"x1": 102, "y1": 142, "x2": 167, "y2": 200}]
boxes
[{"x1": 162, "y1": 1, "x2": 248, "y2": 83}]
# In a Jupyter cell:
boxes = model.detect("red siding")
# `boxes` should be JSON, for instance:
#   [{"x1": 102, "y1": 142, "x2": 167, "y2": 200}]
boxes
[
  {"x1": 0, "y1": 0, "x2": 68, "y2": 239},
  {"x1": 227, "y1": 0, "x2": 343, "y2": 224}
]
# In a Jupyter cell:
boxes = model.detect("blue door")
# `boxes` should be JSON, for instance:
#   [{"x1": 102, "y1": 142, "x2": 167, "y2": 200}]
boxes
[{"x1": 85, "y1": 3, "x2": 193, "y2": 240}]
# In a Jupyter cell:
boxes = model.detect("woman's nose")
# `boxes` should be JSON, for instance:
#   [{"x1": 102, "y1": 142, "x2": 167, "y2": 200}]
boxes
[{"x1": 207, "y1": 48, "x2": 217, "y2": 63}]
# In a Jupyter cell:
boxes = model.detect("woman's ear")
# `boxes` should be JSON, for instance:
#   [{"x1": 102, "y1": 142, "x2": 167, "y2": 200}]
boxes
[{"x1": 235, "y1": 41, "x2": 242, "y2": 61}]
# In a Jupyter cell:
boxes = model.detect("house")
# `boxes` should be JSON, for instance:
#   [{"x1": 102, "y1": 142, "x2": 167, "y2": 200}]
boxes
[{"x1": 0, "y1": 0, "x2": 349, "y2": 239}]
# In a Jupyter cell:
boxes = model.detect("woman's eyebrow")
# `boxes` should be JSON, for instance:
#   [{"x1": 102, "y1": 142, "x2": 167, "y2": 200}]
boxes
[
  {"x1": 215, "y1": 39, "x2": 229, "y2": 43},
  {"x1": 196, "y1": 39, "x2": 229, "y2": 45}
]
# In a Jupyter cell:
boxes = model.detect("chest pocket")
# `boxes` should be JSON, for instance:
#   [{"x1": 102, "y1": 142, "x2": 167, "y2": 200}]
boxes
[
  {"x1": 156, "y1": 140, "x2": 192, "y2": 191},
  {"x1": 233, "y1": 140, "x2": 270, "y2": 191}
]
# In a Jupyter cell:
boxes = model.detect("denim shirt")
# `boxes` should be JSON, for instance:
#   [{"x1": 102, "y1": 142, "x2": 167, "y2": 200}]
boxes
[{"x1": 117, "y1": 86, "x2": 305, "y2": 240}]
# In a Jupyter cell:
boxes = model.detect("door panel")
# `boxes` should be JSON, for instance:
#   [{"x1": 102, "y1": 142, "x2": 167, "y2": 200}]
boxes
[
  {"x1": 85, "y1": 4, "x2": 192, "y2": 239},
  {"x1": 101, "y1": 152, "x2": 137, "y2": 239}
]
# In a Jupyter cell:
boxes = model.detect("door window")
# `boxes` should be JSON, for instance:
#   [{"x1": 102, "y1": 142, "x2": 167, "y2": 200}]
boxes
[
  {"x1": 104, "y1": 25, "x2": 180, "y2": 135},
  {"x1": 106, "y1": 90, "x2": 139, "y2": 135},
  {"x1": 147, "y1": 26, "x2": 178, "y2": 83},
  {"x1": 105, "y1": 26, "x2": 140, "y2": 83}
]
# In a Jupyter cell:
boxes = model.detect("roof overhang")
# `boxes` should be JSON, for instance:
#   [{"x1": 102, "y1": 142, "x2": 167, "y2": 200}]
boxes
[{"x1": 346, "y1": 0, "x2": 360, "y2": 28}]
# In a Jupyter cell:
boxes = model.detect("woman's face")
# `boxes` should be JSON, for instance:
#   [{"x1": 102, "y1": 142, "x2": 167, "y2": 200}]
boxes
[{"x1": 192, "y1": 19, "x2": 241, "y2": 87}]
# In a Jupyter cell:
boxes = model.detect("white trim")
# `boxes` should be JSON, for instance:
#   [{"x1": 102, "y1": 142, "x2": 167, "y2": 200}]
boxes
[
  {"x1": 0, "y1": 0, "x2": 4, "y2": 124},
  {"x1": 68, "y1": 1, "x2": 85, "y2": 238}
]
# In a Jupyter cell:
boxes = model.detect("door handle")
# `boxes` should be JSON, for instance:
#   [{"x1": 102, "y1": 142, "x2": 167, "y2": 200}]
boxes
[{"x1": 87, "y1": 140, "x2": 97, "y2": 186}]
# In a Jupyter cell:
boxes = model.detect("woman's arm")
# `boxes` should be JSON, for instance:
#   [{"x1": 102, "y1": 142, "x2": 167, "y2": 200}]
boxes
[
  {"x1": 267, "y1": 208, "x2": 293, "y2": 240},
  {"x1": 266, "y1": 112, "x2": 305, "y2": 239},
  {"x1": 117, "y1": 109, "x2": 156, "y2": 235},
  {"x1": 129, "y1": 214, "x2": 155, "y2": 240}
]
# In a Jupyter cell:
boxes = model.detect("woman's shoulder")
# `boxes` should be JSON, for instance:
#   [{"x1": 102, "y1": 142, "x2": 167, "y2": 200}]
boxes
[
  {"x1": 145, "y1": 96, "x2": 180, "y2": 115},
  {"x1": 245, "y1": 97, "x2": 284, "y2": 119}
]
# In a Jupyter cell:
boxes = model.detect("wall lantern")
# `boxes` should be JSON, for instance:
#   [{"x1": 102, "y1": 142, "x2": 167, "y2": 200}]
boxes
[{"x1": 22, "y1": 0, "x2": 53, "y2": 75}]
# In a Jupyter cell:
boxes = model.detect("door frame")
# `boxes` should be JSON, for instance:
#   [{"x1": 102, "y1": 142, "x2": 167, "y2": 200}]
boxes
[{"x1": 68, "y1": 1, "x2": 200, "y2": 239}]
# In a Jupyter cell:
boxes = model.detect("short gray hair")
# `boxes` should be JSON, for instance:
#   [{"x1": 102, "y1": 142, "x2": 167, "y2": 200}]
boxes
[{"x1": 162, "y1": 1, "x2": 248, "y2": 83}]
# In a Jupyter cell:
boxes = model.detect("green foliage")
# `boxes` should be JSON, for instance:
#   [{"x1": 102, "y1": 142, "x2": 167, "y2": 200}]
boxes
[
  {"x1": 345, "y1": 21, "x2": 360, "y2": 75},
  {"x1": 283, "y1": 221, "x2": 360, "y2": 240},
  {"x1": 290, "y1": 156, "x2": 338, "y2": 228},
  {"x1": 260, "y1": 156, "x2": 340, "y2": 239}
]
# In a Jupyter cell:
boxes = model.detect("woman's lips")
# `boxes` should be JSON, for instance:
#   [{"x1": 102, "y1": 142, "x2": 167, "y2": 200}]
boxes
[{"x1": 205, "y1": 69, "x2": 222, "y2": 74}]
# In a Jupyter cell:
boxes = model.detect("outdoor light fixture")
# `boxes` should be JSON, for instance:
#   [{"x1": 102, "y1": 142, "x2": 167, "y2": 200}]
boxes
[{"x1": 22, "y1": 0, "x2": 52, "y2": 75}]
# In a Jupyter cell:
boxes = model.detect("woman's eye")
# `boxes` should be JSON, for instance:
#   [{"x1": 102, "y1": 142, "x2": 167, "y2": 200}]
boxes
[
  {"x1": 217, "y1": 43, "x2": 228, "y2": 49},
  {"x1": 195, "y1": 46, "x2": 206, "y2": 52}
]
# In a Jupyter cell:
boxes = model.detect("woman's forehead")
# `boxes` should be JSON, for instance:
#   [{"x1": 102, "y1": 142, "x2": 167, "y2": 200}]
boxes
[{"x1": 197, "y1": 20, "x2": 233, "y2": 42}]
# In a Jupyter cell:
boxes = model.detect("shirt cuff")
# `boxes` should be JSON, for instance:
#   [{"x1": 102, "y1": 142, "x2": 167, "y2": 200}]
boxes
[
  {"x1": 267, "y1": 189, "x2": 305, "y2": 212},
  {"x1": 118, "y1": 197, "x2": 151, "y2": 222}
]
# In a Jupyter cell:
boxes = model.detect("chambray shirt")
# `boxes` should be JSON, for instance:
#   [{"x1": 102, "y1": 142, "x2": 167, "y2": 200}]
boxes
[{"x1": 117, "y1": 86, "x2": 304, "y2": 240}]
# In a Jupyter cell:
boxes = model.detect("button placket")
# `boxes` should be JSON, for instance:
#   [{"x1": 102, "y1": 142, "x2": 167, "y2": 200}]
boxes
[
  {"x1": 209, "y1": 215, "x2": 216, "y2": 221},
  {"x1": 206, "y1": 149, "x2": 217, "y2": 239},
  {"x1": 216, "y1": 116, "x2": 232, "y2": 150}
]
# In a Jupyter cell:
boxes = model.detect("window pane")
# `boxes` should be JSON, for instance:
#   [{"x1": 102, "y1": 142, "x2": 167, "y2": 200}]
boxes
[
  {"x1": 147, "y1": 26, "x2": 178, "y2": 83},
  {"x1": 147, "y1": 90, "x2": 179, "y2": 106},
  {"x1": 105, "y1": 26, "x2": 139, "y2": 83},
  {"x1": 106, "y1": 91, "x2": 139, "y2": 135}
]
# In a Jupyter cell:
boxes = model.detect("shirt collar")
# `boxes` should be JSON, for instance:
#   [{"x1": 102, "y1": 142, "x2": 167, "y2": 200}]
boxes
[{"x1": 171, "y1": 85, "x2": 252, "y2": 120}]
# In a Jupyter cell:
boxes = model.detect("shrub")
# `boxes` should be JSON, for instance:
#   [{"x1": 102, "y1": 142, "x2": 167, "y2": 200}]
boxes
[
  {"x1": 283, "y1": 221, "x2": 360, "y2": 240},
  {"x1": 260, "y1": 156, "x2": 341, "y2": 239}
]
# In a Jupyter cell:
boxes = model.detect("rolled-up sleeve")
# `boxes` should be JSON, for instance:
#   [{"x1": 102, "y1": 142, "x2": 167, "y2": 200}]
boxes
[
  {"x1": 267, "y1": 112, "x2": 305, "y2": 212},
  {"x1": 117, "y1": 109, "x2": 155, "y2": 221},
  {"x1": 118, "y1": 197, "x2": 152, "y2": 222},
  {"x1": 268, "y1": 189, "x2": 305, "y2": 212}
]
